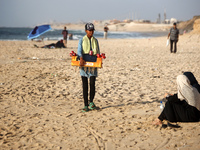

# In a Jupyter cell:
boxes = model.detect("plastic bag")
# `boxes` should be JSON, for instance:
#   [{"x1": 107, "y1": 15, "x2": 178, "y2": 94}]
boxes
[{"x1": 166, "y1": 39, "x2": 169, "y2": 47}]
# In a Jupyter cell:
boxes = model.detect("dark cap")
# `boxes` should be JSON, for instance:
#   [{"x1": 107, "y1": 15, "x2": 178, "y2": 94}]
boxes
[
  {"x1": 173, "y1": 22, "x2": 177, "y2": 25},
  {"x1": 85, "y1": 23, "x2": 95, "y2": 31}
]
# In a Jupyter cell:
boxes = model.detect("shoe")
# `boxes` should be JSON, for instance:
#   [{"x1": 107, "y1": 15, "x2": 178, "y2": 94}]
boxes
[
  {"x1": 167, "y1": 122, "x2": 180, "y2": 128},
  {"x1": 89, "y1": 102, "x2": 96, "y2": 110},
  {"x1": 34, "y1": 44, "x2": 39, "y2": 48},
  {"x1": 82, "y1": 106, "x2": 89, "y2": 112}
]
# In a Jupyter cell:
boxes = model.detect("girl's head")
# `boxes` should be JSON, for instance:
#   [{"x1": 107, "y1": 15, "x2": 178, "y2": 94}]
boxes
[{"x1": 85, "y1": 23, "x2": 95, "y2": 39}]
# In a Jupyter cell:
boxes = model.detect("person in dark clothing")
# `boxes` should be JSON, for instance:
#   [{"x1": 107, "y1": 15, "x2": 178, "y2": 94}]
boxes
[
  {"x1": 104, "y1": 25, "x2": 109, "y2": 39},
  {"x1": 54, "y1": 40, "x2": 66, "y2": 48},
  {"x1": 34, "y1": 40, "x2": 66, "y2": 48},
  {"x1": 168, "y1": 23, "x2": 179, "y2": 53},
  {"x1": 62, "y1": 26, "x2": 68, "y2": 47},
  {"x1": 158, "y1": 94, "x2": 200, "y2": 123},
  {"x1": 153, "y1": 72, "x2": 200, "y2": 125}
]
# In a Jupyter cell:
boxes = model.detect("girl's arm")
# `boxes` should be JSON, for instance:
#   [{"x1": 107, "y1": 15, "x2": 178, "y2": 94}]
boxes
[{"x1": 77, "y1": 38, "x2": 83, "y2": 57}]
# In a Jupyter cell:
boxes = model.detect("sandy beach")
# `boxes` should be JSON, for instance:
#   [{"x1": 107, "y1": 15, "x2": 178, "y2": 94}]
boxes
[{"x1": 0, "y1": 32, "x2": 200, "y2": 149}]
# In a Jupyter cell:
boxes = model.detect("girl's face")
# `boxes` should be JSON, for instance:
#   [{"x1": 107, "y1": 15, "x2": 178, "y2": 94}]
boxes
[{"x1": 85, "y1": 30, "x2": 94, "y2": 39}]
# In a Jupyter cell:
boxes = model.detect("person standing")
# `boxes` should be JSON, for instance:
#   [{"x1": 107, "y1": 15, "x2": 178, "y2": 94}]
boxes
[
  {"x1": 168, "y1": 23, "x2": 179, "y2": 53},
  {"x1": 77, "y1": 23, "x2": 100, "y2": 112},
  {"x1": 62, "y1": 26, "x2": 68, "y2": 47},
  {"x1": 104, "y1": 25, "x2": 109, "y2": 39}
]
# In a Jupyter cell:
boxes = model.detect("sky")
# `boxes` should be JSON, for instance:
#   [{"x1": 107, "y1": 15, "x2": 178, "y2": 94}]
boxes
[{"x1": 0, "y1": 0, "x2": 200, "y2": 27}]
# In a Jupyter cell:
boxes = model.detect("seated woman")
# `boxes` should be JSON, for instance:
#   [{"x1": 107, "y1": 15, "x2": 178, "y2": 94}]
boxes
[{"x1": 153, "y1": 72, "x2": 200, "y2": 125}]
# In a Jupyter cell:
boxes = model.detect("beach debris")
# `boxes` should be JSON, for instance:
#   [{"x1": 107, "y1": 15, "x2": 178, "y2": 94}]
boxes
[
  {"x1": 51, "y1": 73, "x2": 58, "y2": 77},
  {"x1": 152, "y1": 68, "x2": 158, "y2": 71},
  {"x1": 152, "y1": 75, "x2": 160, "y2": 78},
  {"x1": 32, "y1": 57, "x2": 39, "y2": 60},
  {"x1": 130, "y1": 67, "x2": 140, "y2": 71},
  {"x1": 0, "y1": 83, "x2": 4, "y2": 85},
  {"x1": 66, "y1": 113, "x2": 72, "y2": 117}
]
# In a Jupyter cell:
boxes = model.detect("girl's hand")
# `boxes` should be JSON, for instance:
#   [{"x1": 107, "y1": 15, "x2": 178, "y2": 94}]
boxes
[
  {"x1": 164, "y1": 93, "x2": 173, "y2": 98},
  {"x1": 80, "y1": 57, "x2": 85, "y2": 66},
  {"x1": 164, "y1": 93, "x2": 169, "y2": 98}
]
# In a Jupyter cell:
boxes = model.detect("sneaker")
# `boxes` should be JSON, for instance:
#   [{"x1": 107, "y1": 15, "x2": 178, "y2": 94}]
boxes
[
  {"x1": 89, "y1": 102, "x2": 96, "y2": 110},
  {"x1": 82, "y1": 106, "x2": 89, "y2": 112}
]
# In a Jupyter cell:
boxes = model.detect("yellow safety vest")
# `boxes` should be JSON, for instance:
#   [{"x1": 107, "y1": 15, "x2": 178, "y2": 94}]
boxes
[{"x1": 82, "y1": 35, "x2": 99, "y2": 55}]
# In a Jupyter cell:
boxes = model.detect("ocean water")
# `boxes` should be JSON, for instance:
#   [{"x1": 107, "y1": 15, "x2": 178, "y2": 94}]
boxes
[{"x1": 0, "y1": 27, "x2": 167, "y2": 41}]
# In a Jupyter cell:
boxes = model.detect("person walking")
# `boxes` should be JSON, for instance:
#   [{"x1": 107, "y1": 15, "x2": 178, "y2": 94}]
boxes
[
  {"x1": 62, "y1": 26, "x2": 68, "y2": 47},
  {"x1": 168, "y1": 23, "x2": 179, "y2": 53},
  {"x1": 104, "y1": 25, "x2": 109, "y2": 39},
  {"x1": 77, "y1": 23, "x2": 100, "y2": 112}
]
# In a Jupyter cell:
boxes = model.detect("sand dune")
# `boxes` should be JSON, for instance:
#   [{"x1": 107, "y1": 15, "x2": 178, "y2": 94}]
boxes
[
  {"x1": 0, "y1": 33, "x2": 200, "y2": 149},
  {"x1": 53, "y1": 22, "x2": 171, "y2": 32}
]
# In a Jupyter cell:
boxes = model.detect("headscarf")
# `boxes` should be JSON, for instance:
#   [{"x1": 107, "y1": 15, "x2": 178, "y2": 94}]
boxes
[
  {"x1": 177, "y1": 74, "x2": 200, "y2": 111},
  {"x1": 183, "y1": 72, "x2": 200, "y2": 93}
]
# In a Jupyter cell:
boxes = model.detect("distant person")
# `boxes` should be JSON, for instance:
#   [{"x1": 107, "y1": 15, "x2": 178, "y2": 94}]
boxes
[
  {"x1": 104, "y1": 25, "x2": 109, "y2": 39},
  {"x1": 153, "y1": 72, "x2": 200, "y2": 125},
  {"x1": 62, "y1": 26, "x2": 68, "y2": 47},
  {"x1": 168, "y1": 23, "x2": 179, "y2": 53},
  {"x1": 69, "y1": 33, "x2": 73, "y2": 40}
]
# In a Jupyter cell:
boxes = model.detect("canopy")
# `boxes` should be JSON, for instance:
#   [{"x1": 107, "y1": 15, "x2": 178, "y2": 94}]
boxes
[{"x1": 27, "y1": 25, "x2": 51, "y2": 40}]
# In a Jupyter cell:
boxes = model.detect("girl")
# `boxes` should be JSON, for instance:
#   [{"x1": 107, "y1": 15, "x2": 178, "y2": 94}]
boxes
[{"x1": 77, "y1": 23, "x2": 100, "y2": 112}]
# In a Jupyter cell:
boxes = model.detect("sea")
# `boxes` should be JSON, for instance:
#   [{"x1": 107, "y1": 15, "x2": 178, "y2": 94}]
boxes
[{"x1": 0, "y1": 27, "x2": 167, "y2": 41}]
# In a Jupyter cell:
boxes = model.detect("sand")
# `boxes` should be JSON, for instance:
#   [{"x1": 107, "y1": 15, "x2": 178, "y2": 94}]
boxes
[{"x1": 0, "y1": 33, "x2": 200, "y2": 150}]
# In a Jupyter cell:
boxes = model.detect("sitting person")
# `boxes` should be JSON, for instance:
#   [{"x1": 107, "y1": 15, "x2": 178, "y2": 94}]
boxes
[
  {"x1": 34, "y1": 40, "x2": 66, "y2": 48},
  {"x1": 153, "y1": 72, "x2": 200, "y2": 125},
  {"x1": 69, "y1": 34, "x2": 73, "y2": 40}
]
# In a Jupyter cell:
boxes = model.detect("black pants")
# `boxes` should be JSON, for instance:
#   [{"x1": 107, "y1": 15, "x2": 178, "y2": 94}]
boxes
[
  {"x1": 81, "y1": 76, "x2": 96, "y2": 106},
  {"x1": 170, "y1": 40, "x2": 177, "y2": 53},
  {"x1": 158, "y1": 99, "x2": 200, "y2": 122}
]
